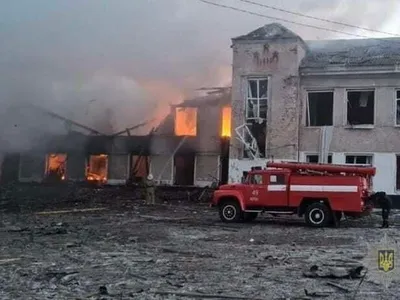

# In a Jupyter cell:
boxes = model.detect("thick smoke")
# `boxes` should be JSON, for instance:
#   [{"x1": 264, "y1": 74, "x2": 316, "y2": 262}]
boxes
[{"x1": 0, "y1": 0, "x2": 399, "y2": 152}]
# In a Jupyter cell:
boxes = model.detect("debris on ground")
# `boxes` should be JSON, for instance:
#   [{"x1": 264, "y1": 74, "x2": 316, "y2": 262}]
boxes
[{"x1": 0, "y1": 184, "x2": 399, "y2": 299}]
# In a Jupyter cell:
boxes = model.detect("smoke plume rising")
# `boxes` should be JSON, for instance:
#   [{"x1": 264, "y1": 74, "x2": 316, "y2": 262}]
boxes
[{"x1": 0, "y1": 0, "x2": 399, "y2": 152}]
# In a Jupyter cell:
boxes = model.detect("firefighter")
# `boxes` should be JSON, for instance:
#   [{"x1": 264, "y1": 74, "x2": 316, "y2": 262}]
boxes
[
  {"x1": 145, "y1": 174, "x2": 156, "y2": 205},
  {"x1": 369, "y1": 191, "x2": 392, "y2": 228}
]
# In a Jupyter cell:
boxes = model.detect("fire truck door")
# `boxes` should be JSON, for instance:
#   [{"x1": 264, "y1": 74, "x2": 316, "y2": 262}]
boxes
[
  {"x1": 264, "y1": 173, "x2": 288, "y2": 206},
  {"x1": 247, "y1": 174, "x2": 265, "y2": 206}
]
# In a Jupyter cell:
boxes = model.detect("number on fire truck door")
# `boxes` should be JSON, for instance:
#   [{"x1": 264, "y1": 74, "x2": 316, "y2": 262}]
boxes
[{"x1": 250, "y1": 189, "x2": 259, "y2": 202}]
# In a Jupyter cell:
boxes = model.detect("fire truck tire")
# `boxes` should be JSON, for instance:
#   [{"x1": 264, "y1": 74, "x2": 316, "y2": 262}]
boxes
[
  {"x1": 243, "y1": 212, "x2": 258, "y2": 222},
  {"x1": 219, "y1": 201, "x2": 242, "y2": 223},
  {"x1": 304, "y1": 202, "x2": 332, "y2": 228}
]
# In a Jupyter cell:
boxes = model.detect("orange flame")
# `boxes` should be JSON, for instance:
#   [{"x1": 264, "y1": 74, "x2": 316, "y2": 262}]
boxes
[
  {"x1": 87, "y1": 154, "x2": 108, "y2": 182},
  {"x1": 221, "y1": 106, "x2": 232, "y2": 137},
  {"x1": 46, "y1": 153, "x2": 67, "y2": 180},
  {"x1": 174, "y1": 107, "x2": 197, "y2": 136}
]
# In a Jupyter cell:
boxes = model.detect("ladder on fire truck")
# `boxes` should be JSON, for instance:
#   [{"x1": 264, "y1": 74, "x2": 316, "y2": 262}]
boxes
[{"x1": 266, "y1": 161, "x2": 376, "y2": 177}]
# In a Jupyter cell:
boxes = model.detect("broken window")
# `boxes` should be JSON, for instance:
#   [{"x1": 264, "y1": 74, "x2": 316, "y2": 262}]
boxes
[
  {"x1": 45, "y1": 154, "x2": 67, "y2": 181},
  {"x1": 130, "y1": 155, "x2": 149, "y2": 182},
  {"x1": 246, "y1": 78, "x2": 268, "y2": 121},
  {"x1": 347, "y1": 91, "x2": 374, "y2": 125},
  {"x1": 306, "y1": 154, "x2": 332, "y2": 164},
  {"x1": 86, "y1": 154, "x2": 108, "y2": 182},
  {"x1": 236, "y1": 123, "x2": 266, "y2": 159},
  {"x1": 306, "y1": 92, "x2": 333, "y2": 126},
  {"x1": 396, "y1": 90, "x2": 400, "y2": 125},
  {"x1": 174, "y1": 107, "x2": 197, "y2": 136},
  {"x1": 237, "y1": 78, "x2": 268, "y2": 159},
  {"x1": 221, "y1": 106, "x2": 232, "y2": 137},
  {"x1": 345, "y1": 155, "x2": 372, "y2": 165}
]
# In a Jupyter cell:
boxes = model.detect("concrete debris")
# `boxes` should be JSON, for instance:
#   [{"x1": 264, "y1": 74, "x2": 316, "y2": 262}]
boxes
[
  {"x1": 303, "y1": 264, "x2": 365, "y2": 279},
  {"x1": 326, "y1": 282, "x2": 351, "y2": 293}
]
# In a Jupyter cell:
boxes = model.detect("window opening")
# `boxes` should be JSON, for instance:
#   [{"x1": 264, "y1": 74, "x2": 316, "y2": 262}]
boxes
[
  {"x1": 347, "y1": 91, "x2": 374, "y2": 125},
  {"x1": 306, "y1": 92, "x2": 333, "y2": 126}
]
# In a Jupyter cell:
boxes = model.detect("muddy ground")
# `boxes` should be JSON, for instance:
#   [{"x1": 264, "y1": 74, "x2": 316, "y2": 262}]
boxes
[{"x1": 1, "y1": 192, "x2": 400, "y2": 300}]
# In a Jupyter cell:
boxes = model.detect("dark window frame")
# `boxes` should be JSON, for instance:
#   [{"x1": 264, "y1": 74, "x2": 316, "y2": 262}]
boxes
[
  {"x1": 345, "y1": 155, "x2": 373, "y2": 165},
  {"x1": 346, "y1": 90, "x2": 375, "y2": 125},
  {"x1": 306, "y1": 154, "x2": 333, "y2": 164},
  {"x1": 306, "y1": 91, "x2": 334, "y2": 127}
]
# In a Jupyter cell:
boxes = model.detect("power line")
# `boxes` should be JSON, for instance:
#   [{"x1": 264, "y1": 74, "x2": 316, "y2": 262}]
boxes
[
  {"x1": 199, "y1": 0, "x2": 374, "y2": 39},
  {"x1": 237, "y1": 0, "x2": 400, "y2": 37}
]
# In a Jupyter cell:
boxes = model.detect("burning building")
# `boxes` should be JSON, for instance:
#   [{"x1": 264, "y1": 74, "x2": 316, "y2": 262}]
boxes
[
  {"x1": 149, "y1": 87, "x2": 231, "y2": 186},
  {"x1": 0, "y1": 88, "x2": 231, "y2": 187}
]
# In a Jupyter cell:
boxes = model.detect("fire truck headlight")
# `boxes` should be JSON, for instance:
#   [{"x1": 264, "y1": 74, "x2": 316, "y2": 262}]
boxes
[{"x1": 361, "y1": 201, "x2": 364, "y2": 206}]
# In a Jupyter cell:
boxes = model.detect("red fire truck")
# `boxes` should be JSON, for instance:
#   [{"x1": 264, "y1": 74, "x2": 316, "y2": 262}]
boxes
[{"x1": 211, "y1": 162, "x2": 376, "y2": 227}]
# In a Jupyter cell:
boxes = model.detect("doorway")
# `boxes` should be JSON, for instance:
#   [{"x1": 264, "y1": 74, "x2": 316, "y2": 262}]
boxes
[{"x1": 173, "y1": 154, "x2": 195, "y2": 186}]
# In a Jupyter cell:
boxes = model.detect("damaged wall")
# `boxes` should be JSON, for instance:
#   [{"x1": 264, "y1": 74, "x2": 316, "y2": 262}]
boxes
[
  {"x1": 149, "y1": 91, "x2": 231, "y2": 186},
  {"x1": 230, "y1": 23, "x2": 307, "y2": 169}
]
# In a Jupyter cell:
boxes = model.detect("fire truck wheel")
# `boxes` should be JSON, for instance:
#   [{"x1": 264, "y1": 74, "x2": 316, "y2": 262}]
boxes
[
  {"x1": 305, "y1": 202, "x2": 332, "y2": 228},
  {"x1": 219, "y1": 201, "x2": 242, "y2": 223},
  {"x1": 243, "y1": 212, "x2": 258, "y2": 222}
]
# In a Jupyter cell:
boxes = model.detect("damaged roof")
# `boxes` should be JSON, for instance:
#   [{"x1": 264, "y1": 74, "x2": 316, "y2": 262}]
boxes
[
  {"x1": 233, "y1": 23, "x2": 400, "y2": 68},
  {"x1": 173, "y1": 87, "x2": 231, "y2": 108},
  {"x1": 302, "y1": 38, "x2": 400, "y2": 68},
  {"x1": 232, "y1": 23, "x2": 301, "y2": 41}
]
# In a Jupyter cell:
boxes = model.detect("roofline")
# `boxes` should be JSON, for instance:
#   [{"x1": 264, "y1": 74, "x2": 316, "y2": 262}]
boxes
[
  {"x1": 304, "y1": 37, "x2": 400, "y2": 44},
  {"x1": 300, "y1": 65, "x2": 400, "y2": 76},
  {"x1": 231, "y1": 36, "x2": 309, "y2": 51},
  {"x1": 231, "y1": 35, "x2": 299, "y2": 42}
]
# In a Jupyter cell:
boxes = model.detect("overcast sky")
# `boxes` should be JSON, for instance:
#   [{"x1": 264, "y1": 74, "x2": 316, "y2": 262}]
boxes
[{"x1": 1, "y1": 0, "x2": 400, "y2": 148}]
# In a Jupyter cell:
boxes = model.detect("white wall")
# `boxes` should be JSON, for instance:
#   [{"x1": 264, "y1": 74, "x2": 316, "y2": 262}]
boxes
[{"x1": 300, "y1": 151, "x2": 397, "y2": 194}]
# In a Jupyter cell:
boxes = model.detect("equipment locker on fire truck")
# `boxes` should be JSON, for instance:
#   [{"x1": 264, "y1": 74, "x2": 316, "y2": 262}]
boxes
[{"x1": 211, "y1": 162, "x2": 376, "y2": 227}]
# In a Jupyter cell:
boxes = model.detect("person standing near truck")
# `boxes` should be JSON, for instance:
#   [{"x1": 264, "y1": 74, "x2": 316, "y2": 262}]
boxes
[{"x1": 368, "y1": 191, "x2": 392, "y2": 228}]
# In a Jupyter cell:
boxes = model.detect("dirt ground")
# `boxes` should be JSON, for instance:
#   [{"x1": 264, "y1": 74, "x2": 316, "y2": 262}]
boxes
[{"x1": 1, "y1": 197, "x2": 400, "y2": 300}]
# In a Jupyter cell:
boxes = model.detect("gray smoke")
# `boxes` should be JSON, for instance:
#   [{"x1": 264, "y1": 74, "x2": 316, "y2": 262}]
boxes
[{"x1": 0, "y1": 0, "x2": 399, "y2": 152}]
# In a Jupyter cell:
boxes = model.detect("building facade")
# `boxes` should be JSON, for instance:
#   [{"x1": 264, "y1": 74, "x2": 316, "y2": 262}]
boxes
[{"x1": 229, "y1": 23, "x2": 400, "y2": 196}]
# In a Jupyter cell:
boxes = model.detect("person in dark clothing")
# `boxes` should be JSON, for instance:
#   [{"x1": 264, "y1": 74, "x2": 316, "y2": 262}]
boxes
[{"x1": 368, "y1": 191, "x2": 392, "y2": 228}]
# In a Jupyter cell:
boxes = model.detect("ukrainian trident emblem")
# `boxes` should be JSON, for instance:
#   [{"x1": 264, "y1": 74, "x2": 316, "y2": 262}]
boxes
[
  {"x1": 378, "y1": 250, "x2": 394, "y2": 272},
  {"x1": 363, "y1": 233, "x2": 399, "y2": 288}
]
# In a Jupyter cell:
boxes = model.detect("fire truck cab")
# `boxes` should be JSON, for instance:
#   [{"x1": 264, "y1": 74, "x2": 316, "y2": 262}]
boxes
[{"x1": 211, "y1": 162, "x2": 376, "y2": 227}]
